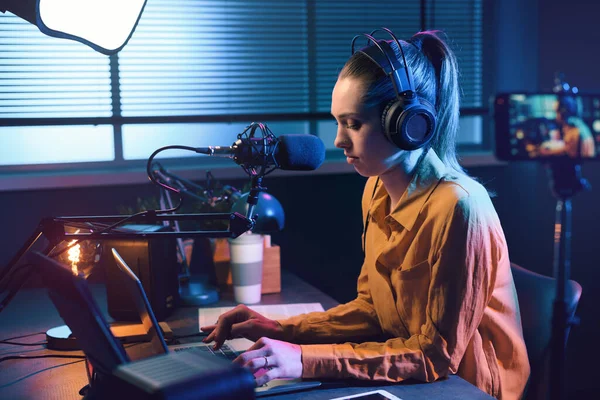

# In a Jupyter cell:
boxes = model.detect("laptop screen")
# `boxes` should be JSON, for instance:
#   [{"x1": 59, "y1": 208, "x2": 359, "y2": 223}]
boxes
[
  {"x1": 29, "y1": 251, "x2": 129, "y2": 374},
  {"x1": 110, "y1": 248, "x2": 169, "y2": 355}
]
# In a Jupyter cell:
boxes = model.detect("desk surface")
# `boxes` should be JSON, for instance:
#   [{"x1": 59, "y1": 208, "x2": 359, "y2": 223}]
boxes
[{"x1": 0, "y1": 271, "x2": 494, "y2": 400}]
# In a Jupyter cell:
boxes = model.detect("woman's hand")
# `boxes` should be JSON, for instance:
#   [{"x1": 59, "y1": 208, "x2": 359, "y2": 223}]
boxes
[
  {"x1": 234, "y1": 337, "x2": 303, "y2": 386},
  {"x1": 201, "y1": 304, "x2": 284, "y2": 350}
]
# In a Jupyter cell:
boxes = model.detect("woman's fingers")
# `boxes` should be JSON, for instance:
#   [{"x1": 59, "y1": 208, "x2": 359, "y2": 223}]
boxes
[
  {"x1": 233, "y1": 339, "x2": 267, "y2": 366},
  {"x1": 232, "y1": 337, "x2": 302, "y2": 386},
  {"x1": 230, "y1": 319, "x2": 264, "y2": 341},
  {"x1": 200, "y1": 325, "x2": 216, "y2": 343},
  {"x1": 203, "y1": 321, "x2": 231, "y2": 349},
  {"x1": 201, "y1": 306, "x2": 283, "y2": 350},
  {"x1": 255, "y1": 368, "x2": 280, "y2": 387},
  {"x1": 245, "y1": 355, "x2": 274, "y2": 373},
  {"x1": 235, "y1": 347, "x2": 279, "y2": 384},
  {"x1": 209, "y1": 327, "x2": 229, "y2": 349},
  {"x1": 200, "y1": 324, "x2": 216, "y2": 333},
  {"x1": 201, "y1": 305, "x2": 250, "y2": 348}
]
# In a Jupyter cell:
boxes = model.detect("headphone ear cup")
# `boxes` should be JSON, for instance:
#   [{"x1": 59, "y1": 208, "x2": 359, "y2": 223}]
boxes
[{"x1": 382, "y1": 98, "x2": 436, "y2": 151}]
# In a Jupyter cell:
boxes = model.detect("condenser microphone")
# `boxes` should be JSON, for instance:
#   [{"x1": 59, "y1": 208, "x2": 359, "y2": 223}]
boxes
[{"x1": 194, "y1": 134, "x2": 326, "y2": 171}]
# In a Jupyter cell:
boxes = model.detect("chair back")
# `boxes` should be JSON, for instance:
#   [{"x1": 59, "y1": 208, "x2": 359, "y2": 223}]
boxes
[{"x1": 510, "y1": 263, "x2": 582, "y2": 400}]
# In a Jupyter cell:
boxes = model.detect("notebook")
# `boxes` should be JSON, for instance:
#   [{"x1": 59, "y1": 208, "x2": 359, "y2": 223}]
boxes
[
  {"x1": 198, "y1": 303, "x2": 326, "y2": 332},
  {"x1": 110, "y1": 247, "x2": 322, "y2": 397}
]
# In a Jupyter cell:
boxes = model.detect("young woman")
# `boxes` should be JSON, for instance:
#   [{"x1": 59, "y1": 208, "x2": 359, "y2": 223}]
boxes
[{"x1": 201, "y1": 29, "x2": 530, "y2": 400}]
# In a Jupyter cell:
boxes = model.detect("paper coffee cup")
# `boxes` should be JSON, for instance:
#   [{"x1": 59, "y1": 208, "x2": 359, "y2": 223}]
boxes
[{"x1": 228, "y1": 233, "x2": 264, "y2": 304}]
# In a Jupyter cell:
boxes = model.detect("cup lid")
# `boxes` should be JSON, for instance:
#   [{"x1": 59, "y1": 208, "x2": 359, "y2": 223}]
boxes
[{"x1": 228, "y1": 232, "x2": 263, "y2": 245}]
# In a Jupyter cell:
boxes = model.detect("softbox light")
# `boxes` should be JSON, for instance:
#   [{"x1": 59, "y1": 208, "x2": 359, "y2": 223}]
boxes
[{"x1": 0, "y1": 0, "x2": 147, "y2": 55}]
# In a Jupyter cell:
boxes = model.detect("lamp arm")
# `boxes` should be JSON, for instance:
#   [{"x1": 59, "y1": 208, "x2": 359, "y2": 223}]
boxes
[{"x1": 0, "y1": 211, "x2": 252, "y2": 313}]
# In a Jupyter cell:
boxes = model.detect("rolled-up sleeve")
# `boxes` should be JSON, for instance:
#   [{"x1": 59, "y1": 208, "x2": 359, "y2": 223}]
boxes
[
  {"x1": 298, "y1": 194, "x2": 498, "y2": 383},
  {"x1": 278, "y1": 258, "x2": 384, "y2": 344}
]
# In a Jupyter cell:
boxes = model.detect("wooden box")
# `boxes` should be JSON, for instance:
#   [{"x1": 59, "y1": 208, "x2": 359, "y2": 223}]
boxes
[{"x1": 213, "y1": 235, "x2": 281, "y2": 294}]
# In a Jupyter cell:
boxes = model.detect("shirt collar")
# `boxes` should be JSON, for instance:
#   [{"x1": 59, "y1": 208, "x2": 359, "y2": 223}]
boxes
[{"x1": 370, "y1": 149, "x2": 448, "y2": 232}]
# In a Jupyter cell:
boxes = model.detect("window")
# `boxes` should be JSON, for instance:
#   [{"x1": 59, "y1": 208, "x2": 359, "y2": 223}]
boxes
[{"x1": 0, "y1": 0, "x2": 487, "y2": 190}]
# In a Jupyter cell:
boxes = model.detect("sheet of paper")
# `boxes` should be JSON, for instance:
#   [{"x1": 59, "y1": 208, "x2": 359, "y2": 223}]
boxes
[{"x1": 198, "y1": 302, "x2": 324, "y2": 330}]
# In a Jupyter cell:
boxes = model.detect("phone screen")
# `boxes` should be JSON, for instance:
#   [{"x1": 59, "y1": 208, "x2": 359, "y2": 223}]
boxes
[{"x1": 494, "y1": 93, "x2": 600, "y2": 161}]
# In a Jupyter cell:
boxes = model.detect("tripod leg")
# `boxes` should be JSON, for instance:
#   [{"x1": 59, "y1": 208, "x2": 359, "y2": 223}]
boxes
[{"x1": 549, "y1": 198, "x2": 571, "y2": 400}]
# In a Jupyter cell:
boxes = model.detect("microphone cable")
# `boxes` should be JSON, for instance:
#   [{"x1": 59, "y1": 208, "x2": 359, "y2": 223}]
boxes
[{"x1": 146, "y1": 145, "x2": 199, "y2": 198}]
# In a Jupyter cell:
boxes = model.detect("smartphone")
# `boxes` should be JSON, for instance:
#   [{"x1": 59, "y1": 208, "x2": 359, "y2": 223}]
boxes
[{"x1": 494, "y1": 93, "x2": 600, "y2": 161}]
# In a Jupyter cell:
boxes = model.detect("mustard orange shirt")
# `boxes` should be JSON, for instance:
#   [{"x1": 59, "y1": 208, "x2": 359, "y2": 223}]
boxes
[{"x1": 278, "y1": 150, "x2": 530, "y2": 400}]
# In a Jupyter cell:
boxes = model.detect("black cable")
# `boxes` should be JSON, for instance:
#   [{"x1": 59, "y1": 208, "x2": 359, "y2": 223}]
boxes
[
  {"x1": 42, "y1": 146, "x2": 199, "y2": 259},
  {"x1": 146, "y1": 144, "x2": 198, "y2": 199},
  {"x1": 49, "y1": 207, "x2": 178, "y2": 260},
  {"x1": 0, "y1": 354, "x2": 87, "y2": 364},
  {"x1": 0, "y1": 338, "x2": 145, "y2": 349},
  {"x1": 100, "y1": 208, "x2": 175, "y2": 234},
  {"x1": 0, "y1": 331, "x2": 45, "y2": 342},
  {"x1": 1, "y1": 145, "x2": 208, "y2": 315},
  {"x1": 0, "y1": 340, "x2": 47, "y2": 346},
  {"x1": 46, "y1": 220, "x2": 141, "y2": 259},
  {"x1": 49, "y1": 146, "x2": 203, "y2": 261}
]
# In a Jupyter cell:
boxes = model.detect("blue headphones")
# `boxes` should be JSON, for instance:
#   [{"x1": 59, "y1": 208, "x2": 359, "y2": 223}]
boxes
[{"x1": 351, "y1": 28, "x2": 436, "y2": 151}]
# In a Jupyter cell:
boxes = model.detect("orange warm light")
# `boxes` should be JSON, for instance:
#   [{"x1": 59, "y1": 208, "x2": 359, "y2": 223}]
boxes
[{"x1": 67, "y1": 230, "x2": 81, "y2": 275}]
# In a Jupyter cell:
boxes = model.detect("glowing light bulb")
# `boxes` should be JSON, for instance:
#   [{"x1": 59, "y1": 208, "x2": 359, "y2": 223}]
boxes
[
  {"x1": 66, "y1": 229, "x2": 81, "y2": 275},
  {"x1": 67, "y1": 241, "x2": 81, "y2": 275}
]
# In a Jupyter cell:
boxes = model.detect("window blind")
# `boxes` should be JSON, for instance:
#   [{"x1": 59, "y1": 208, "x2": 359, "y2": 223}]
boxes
[
  {"x1": 0, "y1": 12, "x2": 111, "y2": 119},
  {"x1": 0, "y1": 0, "x2": 486, "y2": 173},
  {"x1": 425, "y1": 0, "x2": 483, "y2": 107},
  {"x1": 313, "y1": 0, "x2": 422, "y2": 112},
  {"x1": 118, "y1": 0, "x2": 309, "y2": 117},
  {"x1": 313, "y1": 0, "x2": 483, "y2": 112}
]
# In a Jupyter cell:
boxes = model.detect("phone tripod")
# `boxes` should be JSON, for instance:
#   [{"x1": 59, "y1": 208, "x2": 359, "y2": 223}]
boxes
[{"x1": 546, "y1": 158, "x2": 588, "y2": 400}]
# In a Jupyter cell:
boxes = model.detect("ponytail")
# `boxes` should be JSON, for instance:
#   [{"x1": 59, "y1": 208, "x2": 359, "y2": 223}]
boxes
[{"x1": 410, "y1": 31, "x2": 463, "y2": 174}]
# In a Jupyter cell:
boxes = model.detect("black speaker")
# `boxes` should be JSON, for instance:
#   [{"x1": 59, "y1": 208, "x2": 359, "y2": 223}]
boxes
[{"x1": 103, "y1": 224, "x2": 179, "y2": 321}]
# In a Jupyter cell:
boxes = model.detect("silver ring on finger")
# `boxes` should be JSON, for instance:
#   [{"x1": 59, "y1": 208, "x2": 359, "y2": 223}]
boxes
[{"x1": 263, "y1": 356, "x2": 269, "y2": 368}]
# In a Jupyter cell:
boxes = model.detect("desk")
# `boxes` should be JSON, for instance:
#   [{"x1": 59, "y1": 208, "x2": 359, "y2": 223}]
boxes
[{"x1": 0, "y1": 271, "x2": 494, "y2": 400}]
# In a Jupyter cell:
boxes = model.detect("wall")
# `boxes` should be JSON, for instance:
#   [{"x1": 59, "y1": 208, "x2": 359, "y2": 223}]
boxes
[{"x1": 536, "y1": 0, "x2": 600, "y2": 397}]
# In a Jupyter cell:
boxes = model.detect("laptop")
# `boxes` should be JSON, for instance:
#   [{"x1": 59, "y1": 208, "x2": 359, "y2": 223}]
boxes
[
  {"x1": 30, "y1": 251, "x2": 129, "y2": 376},
  {"x1": 30, "y1": 250, "x2": 254, "y2": 399},
  {"x1": 110, "y1": 247, "x2": 322, "y2": 397}
]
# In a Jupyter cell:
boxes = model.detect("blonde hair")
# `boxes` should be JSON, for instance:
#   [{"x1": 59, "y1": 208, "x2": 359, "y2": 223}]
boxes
[{"x1": 340, "y1": 30, "x2": 464, "y2": 174}]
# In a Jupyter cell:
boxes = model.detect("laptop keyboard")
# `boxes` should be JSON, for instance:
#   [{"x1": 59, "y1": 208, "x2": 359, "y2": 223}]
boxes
[{"x1": 173, "y1": 343, "x2": 238, "y2": 361}]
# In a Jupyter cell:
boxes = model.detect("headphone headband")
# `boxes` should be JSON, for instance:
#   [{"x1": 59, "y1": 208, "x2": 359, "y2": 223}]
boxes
[
  {"x1": 357, "y1": 40, "x2": 413, "y2": 97},
  {"x1": 349, "y1": 28, "x2": 437, "y2": 151}
]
